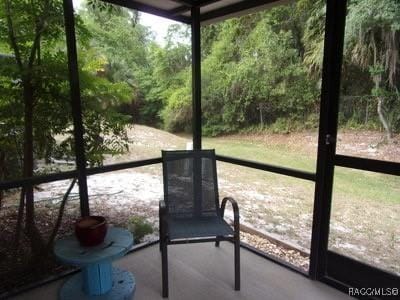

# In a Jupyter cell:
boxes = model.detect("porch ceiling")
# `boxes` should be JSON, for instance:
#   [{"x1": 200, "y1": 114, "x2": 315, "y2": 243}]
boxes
[{"x1": 100, "y1": 0, "x2": 292, "y2": 25}]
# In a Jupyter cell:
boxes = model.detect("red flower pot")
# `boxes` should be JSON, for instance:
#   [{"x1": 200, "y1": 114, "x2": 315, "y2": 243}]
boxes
[{"x1": 75, "y1": 216, "x2": 107, "y2": 247}]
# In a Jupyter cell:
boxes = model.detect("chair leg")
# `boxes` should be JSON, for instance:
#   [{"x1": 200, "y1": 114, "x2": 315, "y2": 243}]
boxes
[
  {"x1": 161, "y1": 239, "x2": 169, "y2": 298},
  {"x1": 234, "y1": 235, "x2": 240, "y2": 291},
  {"x1": 159, "y1": 213, "x2": 163, "y2": 252},
  {"x1": 215, "y1": 236, "x2": 220, "y2": 247},
  {"x1": 159, "y1": 222, "x2": 163, "y2": 252}
]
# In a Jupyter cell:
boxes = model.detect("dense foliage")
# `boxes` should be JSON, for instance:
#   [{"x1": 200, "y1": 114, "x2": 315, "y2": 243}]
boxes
[
  {"x1": 1, "y1": 0, "x2": 399, "y2": 178},
  {"x1": 2, "y1": 0, "x2": 398, "y2": 182},
  {"x1": 0, "y1": 0, "x2": 136, "y2": 255},
  {"x1": 128, "y1": 0, "x2": 399, "y2": 137}
]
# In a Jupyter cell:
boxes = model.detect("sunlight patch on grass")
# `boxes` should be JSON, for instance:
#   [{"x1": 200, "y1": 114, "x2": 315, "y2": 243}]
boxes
[
  {"x1": 203, "y1": 138, "x2": 316, "y2": 172},
  {"x1": 204, "y1": 137, "x2": 400, "y2": 205}
]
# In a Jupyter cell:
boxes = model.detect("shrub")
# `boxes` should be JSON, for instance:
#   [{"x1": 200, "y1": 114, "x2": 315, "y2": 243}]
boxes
[{"x1": 127, "y1": 216, "x2": 154, "y2": 244}]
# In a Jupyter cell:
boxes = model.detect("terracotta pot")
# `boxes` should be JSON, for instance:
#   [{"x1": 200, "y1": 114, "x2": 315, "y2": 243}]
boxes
[{"x1": 75, "y1": 216, "x2": 107, "y2": 247}]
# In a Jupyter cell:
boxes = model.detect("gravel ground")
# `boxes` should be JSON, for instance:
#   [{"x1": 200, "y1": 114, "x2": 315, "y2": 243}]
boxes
[
  {"x1": 241, "y1": 232, "x2": 309, "y2": 271},
  {"x1": 1, "y1": 125, "x2": 399, "y2": 293}
]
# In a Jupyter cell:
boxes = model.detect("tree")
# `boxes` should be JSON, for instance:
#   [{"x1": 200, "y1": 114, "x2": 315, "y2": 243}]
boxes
[
  {"x1": 302, "y1": 0, "x2": 326, "y2": 76},
  {"x1": 82, "y1": 3, "x2": 150, "y2": 85},
  {"x1": 345, "y1": 0, "x2": 400, "y2": 140},
  {"x1": 0, "y1": 0, "x2": 133, "y2": 257},
  {"x1": 81, "y1": 3, "x2": 158, "y2": 125},
  {"x1": 200, "y1": 8, "x2": 319, "y2": 135},
  {"x1": 147, "y1": 24, "x2": 192, "y2": 132},
  {"x1": 1, "y1": 0, "x2": 67, "y2": 255}
]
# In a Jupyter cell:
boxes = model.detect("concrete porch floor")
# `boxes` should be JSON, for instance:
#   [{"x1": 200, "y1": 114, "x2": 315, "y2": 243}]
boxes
[{"x1": 11, "y1": 242, "x2": 352, "y2": 300}]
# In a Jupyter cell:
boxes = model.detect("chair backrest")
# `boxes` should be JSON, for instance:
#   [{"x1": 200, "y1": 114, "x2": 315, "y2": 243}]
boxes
[{"x1": 162, "y1": 149, "x2": 220, "y2": 219}]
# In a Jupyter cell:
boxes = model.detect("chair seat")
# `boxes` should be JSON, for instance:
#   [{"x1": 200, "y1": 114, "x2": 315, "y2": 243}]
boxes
[{"x1": 167, "y1": 216, "x2": 234, "y2": 240}]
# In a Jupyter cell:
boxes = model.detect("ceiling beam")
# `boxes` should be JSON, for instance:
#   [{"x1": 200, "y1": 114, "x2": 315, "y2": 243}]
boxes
[
  {"x1": 169, "y1": 0, "x2": 195, "y2": 7},
  {"x1": 170, "y1": 0, "x2": 221, "y2": 16},
  {"x1": 101, "y1": 0, "x2": 191, "y2": 24},
  {"x1": 200, "y1": 0, "x2": 289, "y2": 24}
]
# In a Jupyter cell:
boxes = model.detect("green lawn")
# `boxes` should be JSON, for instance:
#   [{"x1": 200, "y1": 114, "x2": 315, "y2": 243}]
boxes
[
  {"x1": 204, "y1": 138, "x2": 316, "y2": 172},
  {"x1": 204, "y1": 137, "x2": 400, "y2": 204},
  {"x1": 333, "y1": 167, "x2": 400, "y2": 204},
  {"x1": 204, "y1": 135, "x2": 400, "y2": 274}
]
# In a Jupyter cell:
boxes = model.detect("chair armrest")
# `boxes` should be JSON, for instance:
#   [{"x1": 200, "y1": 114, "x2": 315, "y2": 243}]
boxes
[
  {"x1": 159, "y1": 200, "x2": 166, "y2": 215},
  {"x1": 159, "y1": 200, "x2": 168, "y2": 227},
  {"x1": 159, "y1": 200, "x2": 168, "y2": 241},
  {"x1": 159, "y1": 200, "x2": 167, "y2": 224},
  {"x1": 221, "y1": 197, "x2": 240, "y2": 234}
]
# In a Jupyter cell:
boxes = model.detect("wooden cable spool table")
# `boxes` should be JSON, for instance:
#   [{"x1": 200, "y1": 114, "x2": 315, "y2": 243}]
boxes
[{"x1": 54, "y1": 227, "x2": 135, "y2": 300}]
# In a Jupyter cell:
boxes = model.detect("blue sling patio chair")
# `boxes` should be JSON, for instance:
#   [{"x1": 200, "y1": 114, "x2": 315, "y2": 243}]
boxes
[{"x1": 159, "y1": 149, "x2": 240, "y2": 298}]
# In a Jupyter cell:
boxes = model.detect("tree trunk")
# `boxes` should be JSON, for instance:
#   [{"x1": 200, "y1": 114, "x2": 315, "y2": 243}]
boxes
[
  {"x1": 365, "y1": 100, "x2": 369, "y2": 125},
  {"x1": 22, "y1": 77, "x2": 45, "y2": 256},
  {"x1": 14, "y1": 188, "x2": 25, "y2": 250},
  {"x1": 0, "y1": 151, "x2": 4, "y2": 210},
  {"x1": 373, "y1": 74, "x2": 392, "y2": 141},
  {"x1": 259, "y1": 103, "x2": 264, "y2": 127},
  {"x1": 377, "y1": 97, "x2": 392, "y2": 141},
  {"x1": 46, "y1": 178, "x2": 76, "y2": 251}
]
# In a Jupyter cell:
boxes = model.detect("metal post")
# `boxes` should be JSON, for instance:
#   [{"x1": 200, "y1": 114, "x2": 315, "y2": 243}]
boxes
[
  {"x1": 309, "y1": 0, "x2": 347, "y2": 280},
  {"x1": 62, "y1": 0, "x2": 90, "y2": 216},
  {"x1": 191, "y1": 7, "x2": 202, "y2": 150}
]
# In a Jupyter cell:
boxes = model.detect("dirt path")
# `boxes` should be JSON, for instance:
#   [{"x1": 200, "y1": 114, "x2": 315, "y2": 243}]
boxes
[{"x1": 104, "y1": 125, "x2": 189, "y2": 163}]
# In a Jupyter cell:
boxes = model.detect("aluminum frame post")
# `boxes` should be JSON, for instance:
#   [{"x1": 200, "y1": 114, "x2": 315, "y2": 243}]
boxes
[{"x1": 62, "y1": 0, "x2": 90, "y2": 216}]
